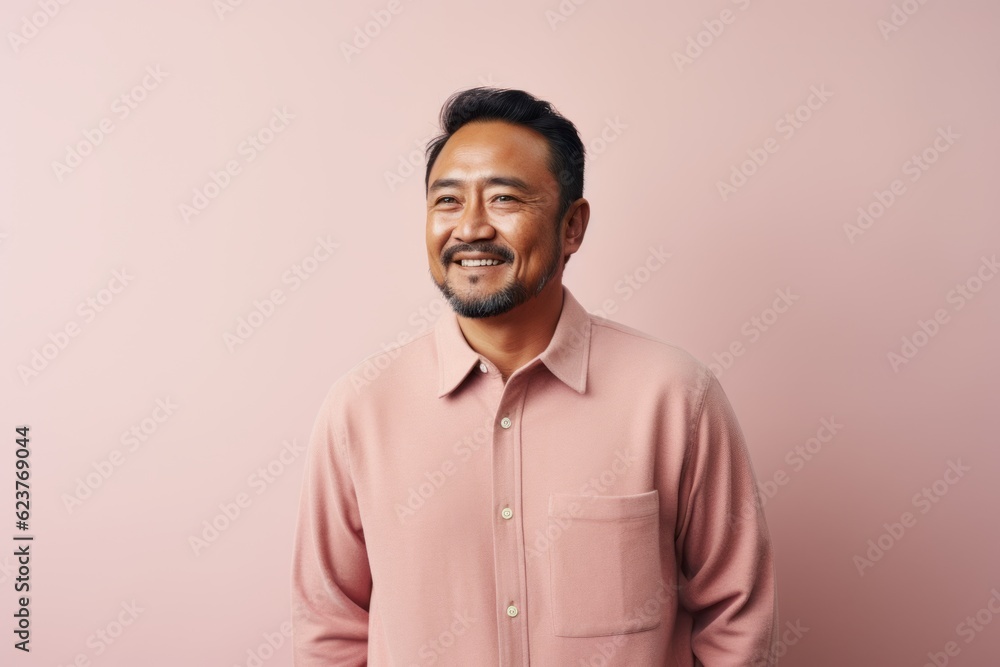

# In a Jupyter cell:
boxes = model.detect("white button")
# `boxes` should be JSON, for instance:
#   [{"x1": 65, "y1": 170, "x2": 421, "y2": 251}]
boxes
[
  {"x1": 479, "y1": 362, "x2": 488, "y2": 373},
  {"x1": 500, "y1": 417, "x2": 511, "y2": 429},
  {"x1": 501, "y1": 507, "x2": 513, "y2": 520},
  {"x1": 506, "y1": 604, "x2": 518, "y2": 618}
]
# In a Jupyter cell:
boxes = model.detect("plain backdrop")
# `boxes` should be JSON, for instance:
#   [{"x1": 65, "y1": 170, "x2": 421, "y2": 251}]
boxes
[{"x1": 2, "y1": 0, "x2": 999, "y2": 665}]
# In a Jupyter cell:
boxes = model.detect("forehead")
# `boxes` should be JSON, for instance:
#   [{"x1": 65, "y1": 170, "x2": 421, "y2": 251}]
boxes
[{"x1": 431, "y1": 120, "x2": 553, "y2": 180}]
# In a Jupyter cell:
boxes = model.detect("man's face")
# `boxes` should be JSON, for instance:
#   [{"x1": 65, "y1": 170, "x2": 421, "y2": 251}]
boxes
[{"x1": 426, "y1": 120, "x2": 565, "y2": 319}]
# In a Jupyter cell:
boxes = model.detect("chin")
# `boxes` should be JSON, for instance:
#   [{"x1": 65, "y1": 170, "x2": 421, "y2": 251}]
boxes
[{"x1": 439, "y1": 281, "x2": 532, "y2": 319}]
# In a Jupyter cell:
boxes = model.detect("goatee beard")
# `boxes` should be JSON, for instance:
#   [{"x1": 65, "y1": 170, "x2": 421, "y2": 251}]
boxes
[
  {"x1": 437, "y1": 279, "x2": 533, "y2": 319},
  {"x1": 434, "y1": 256, "x2": 558, "y2": 319}
]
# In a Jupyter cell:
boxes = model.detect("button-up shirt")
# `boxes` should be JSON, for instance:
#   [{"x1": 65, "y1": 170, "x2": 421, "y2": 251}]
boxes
[{"x1": 291, "y1": 285, "x2": 778, "y2": 666}]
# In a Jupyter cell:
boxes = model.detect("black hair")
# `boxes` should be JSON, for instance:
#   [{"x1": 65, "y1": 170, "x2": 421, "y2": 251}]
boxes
[{"x1": 424, "y1": 87, "x2": 585, "y2": 226}]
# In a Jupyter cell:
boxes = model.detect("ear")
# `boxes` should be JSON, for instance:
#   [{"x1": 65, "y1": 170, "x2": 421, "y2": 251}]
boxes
[{"x1": 561, "y1": 198, "x2": 590, "y2": 263}]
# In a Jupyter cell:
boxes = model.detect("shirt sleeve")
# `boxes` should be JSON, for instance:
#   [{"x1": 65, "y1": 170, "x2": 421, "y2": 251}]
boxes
[
  {"x1": 291, "y1": 388, "x2": 372, "y2": 666},
  {"x1": 674, "y1": 367, "x2": 779, "y2": 667}
]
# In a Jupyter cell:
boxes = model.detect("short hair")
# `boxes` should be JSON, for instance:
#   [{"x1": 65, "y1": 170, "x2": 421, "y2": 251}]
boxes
[{"x1": 424, "y1": 87, "x2": 585, "y2": 226}]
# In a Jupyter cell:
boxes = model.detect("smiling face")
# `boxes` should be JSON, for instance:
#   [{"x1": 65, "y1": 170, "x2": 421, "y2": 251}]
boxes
[{"x1": 426, "y1": 120, "x2": 574, "y2": 319}]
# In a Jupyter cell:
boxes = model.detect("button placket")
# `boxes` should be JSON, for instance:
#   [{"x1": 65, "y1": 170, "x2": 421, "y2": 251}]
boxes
[{"x1": 491, "y1": 382, "x2": 528, "y2": 665}]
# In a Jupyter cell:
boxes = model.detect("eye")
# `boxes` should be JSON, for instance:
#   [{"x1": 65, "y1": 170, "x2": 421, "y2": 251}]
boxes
[
  {"x1": 494, "y1": 195, "x2": 517, "y2": 202},
  {"x1": 436, "y1": 196, "x2": 458, "y2": 205}
]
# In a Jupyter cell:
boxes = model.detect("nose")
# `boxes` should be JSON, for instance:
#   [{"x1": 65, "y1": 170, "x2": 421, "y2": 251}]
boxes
[{"x1": 453, "y1": 195, "x2": 496, "y2": 244}]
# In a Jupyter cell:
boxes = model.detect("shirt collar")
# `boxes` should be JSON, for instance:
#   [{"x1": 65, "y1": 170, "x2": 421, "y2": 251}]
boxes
[{"x1": 434, "y1": 285, "x2": 592, "y2": 398}]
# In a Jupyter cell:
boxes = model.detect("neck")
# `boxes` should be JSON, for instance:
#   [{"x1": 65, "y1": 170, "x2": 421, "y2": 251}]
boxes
[{"x1": 456, "y1": 282, "x2": 565, "y2": 381}]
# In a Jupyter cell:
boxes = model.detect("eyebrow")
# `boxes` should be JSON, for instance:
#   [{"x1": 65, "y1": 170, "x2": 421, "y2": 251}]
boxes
[{"x1": 428, "y1": 176, "x2": 532, "y2": 194}]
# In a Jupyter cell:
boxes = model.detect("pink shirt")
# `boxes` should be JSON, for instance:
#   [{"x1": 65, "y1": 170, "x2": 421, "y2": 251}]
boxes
[{"x1": 291, "y1": 285, "x2": 778, "y2": 666}]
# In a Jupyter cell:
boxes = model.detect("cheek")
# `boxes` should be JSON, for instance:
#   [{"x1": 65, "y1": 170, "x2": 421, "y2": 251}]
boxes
[
  {"x1": 427, "y1": 218, "x2": 456, "y2": 246},
  {"x1": 522, "y1": 232, "x2": 557, "y2": 264},
  {"x1": 426, "y1": 221, "x2": 447, "y2": 247}
]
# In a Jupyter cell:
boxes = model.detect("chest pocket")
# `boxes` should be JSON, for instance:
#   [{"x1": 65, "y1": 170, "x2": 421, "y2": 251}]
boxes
[{"x1": 547, "y1": 490, "x2": 663, "y2": 637}]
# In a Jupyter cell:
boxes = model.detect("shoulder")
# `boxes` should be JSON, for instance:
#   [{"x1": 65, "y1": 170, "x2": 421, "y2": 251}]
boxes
[
  {"x1": 320, "y1": 326, "x2": 439, "y2": 415},
  {"x1": 590, "y1": 314, "x2": 712, "y2": 381},
  {"x1": 588, "y1": 313, "x2": 712, "y2": 391}
]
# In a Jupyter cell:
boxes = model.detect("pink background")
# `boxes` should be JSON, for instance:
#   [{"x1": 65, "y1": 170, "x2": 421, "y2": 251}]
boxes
[{"x1": 3, "y1": 0, "x2": 999, "y2": 665}]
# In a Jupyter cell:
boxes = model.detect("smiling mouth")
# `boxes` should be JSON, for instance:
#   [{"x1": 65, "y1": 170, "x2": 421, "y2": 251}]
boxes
[{"x1": 455, "y1": 258, "x2": 506, "y2": 267}]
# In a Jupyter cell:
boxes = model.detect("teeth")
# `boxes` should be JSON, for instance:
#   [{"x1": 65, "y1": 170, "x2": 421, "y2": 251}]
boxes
[{"x1": 459, "y1": 259, "x2": 503, "y2": 267}]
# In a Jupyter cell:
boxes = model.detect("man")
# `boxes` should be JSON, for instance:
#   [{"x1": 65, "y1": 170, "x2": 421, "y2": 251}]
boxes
[{"x1": 291, "y1": 87, "x2": 778, "y2": 666}]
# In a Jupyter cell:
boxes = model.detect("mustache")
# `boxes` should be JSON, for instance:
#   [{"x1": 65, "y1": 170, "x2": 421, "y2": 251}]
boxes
[{"x1": 444, "y1": 243, "x2": 513, "y2": 263}]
